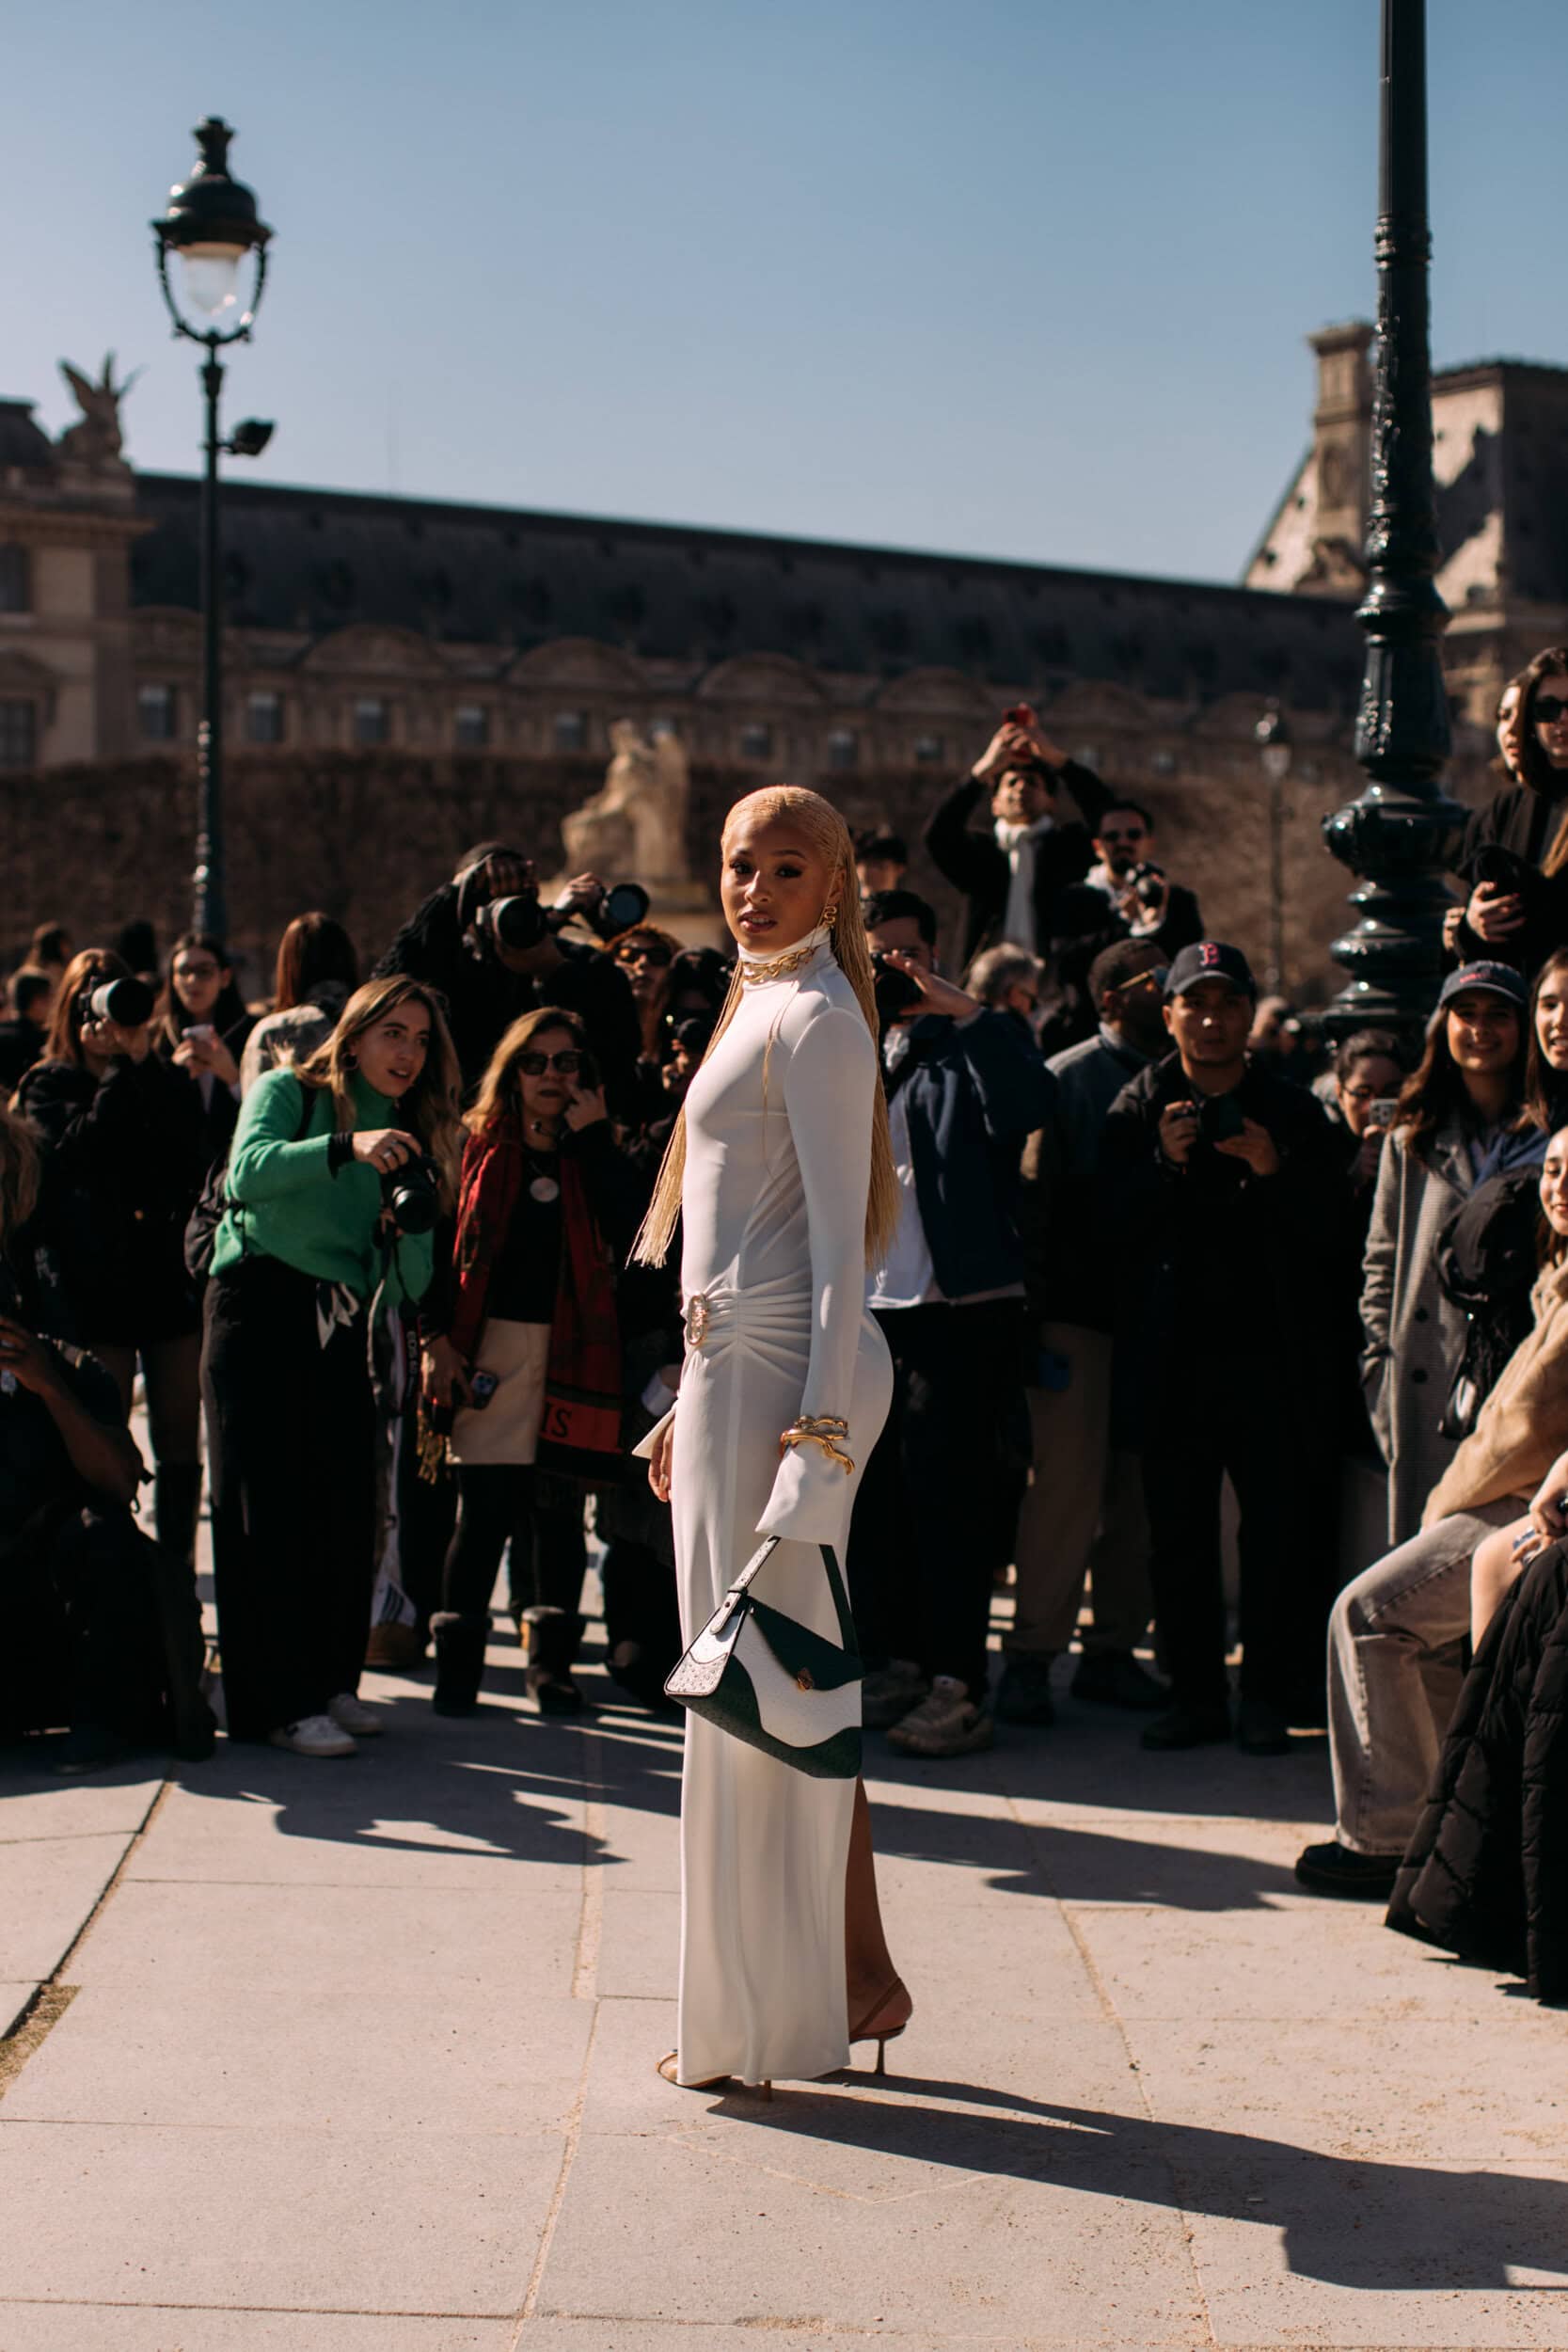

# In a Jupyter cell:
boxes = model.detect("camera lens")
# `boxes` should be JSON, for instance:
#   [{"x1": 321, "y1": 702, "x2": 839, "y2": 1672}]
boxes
[
  {"x1": 88, "y1": 977, "x2": 155, "y2": 1027},
  {"x1": 601, "y1": 882, "x2": 651, "y2": 934},
  {"x1": 491, "y1": 893, "x2": 547, "y2": 953},
  {"x1": 382, "y1": 1155, "x2": 438, "y2": 1235}
]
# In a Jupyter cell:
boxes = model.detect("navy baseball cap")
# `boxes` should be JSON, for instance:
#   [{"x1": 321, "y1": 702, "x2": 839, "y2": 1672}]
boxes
[
  {"x1": 1436, "y1": 960, "x2": 1527, "y2": 1012},
  {"x1": 1164, "y1": 941, "x2": 1257, "y2": 1001}
]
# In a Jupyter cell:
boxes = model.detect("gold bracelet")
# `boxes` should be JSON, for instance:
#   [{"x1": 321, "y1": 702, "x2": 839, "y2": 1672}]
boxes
[{"x1": 779, "y1": 1414, "x2": 854, "y2": 1475}]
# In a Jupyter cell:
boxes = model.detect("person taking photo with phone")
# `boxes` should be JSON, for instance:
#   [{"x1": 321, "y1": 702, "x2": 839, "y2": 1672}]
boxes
[
  {"x1": 421, "y1": 1007, "x2": 643, "y2": 1716},
  {"x1": 924, "y1": 707, "x2": 1115, "y2": 967},
  {"x1": 1101, "y1": 942, "x2": 1346, "y2": 1755},
  {"x1": 1452, "y1": 648, "x2": 1568, "y2": 980},
  {"x1": 155, "y1": 931, "x2": 257, "y2": 1159},
  {"x1": 846, "y1": 889, "x2": 1053, "y2": 1757},
  {"x1": 201, "y1": 976, "x2": 462, "y2": 1756}
]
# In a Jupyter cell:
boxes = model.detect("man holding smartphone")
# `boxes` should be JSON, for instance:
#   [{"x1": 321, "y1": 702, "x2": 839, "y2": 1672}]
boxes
[{"x1": 1101, "y1": 943, "x2": 1346, "y2": 1755}]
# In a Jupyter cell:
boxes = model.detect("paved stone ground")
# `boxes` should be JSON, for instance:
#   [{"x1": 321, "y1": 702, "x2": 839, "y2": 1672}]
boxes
[{"x1": 3, "y1": 1577, "x2": 1567, "y2": 2352}]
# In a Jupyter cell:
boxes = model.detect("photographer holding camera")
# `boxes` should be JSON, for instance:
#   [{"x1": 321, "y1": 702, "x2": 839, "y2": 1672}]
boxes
[
  {"x1": 924, "y1": 708, "x2": 1115, "y2": 965},
  {"x1": 1081, "y1": 799, "x2": 1203, "y2": 956},
  {"x1": 847, "y1": 889, "x2": 1053, "y2": 1758},
  {"x1": 376, "y1": 841, "x2": 642, "y2": 1106},
  {"x1": 420, "y1": 1006, "x2": 642, "y2": 1716},
  {"x1": 18, "y1": 949, "x2": 208, "y2": 1569},
  {"x1": 1101, "y1": 941, "x2": 1346, "y2": 1755},
  {"x1": 200, "y1": 976, "x2": 462, "y2": 1756}
]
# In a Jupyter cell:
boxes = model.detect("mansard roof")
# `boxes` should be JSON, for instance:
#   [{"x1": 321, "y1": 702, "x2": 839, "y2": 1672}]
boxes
[{"x1": 130, "y1": 471, "x2": 1363, "y2": 712}]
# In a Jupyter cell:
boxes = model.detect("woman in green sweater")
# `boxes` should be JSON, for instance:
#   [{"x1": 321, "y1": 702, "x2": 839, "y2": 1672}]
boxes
[{"x1": 202, "y1": 975, "x2": 462, "y2": 1756}]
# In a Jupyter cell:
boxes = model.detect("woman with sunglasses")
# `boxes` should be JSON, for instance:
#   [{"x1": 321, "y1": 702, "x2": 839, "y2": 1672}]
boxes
[
  {"x1": 422, "y1": 1006, "x2": 643, "y2": 1716},
  {"x1": 607, "y1": 923, "x2": 684, "y2": 1060},
  {"x1": 154, "y1": 932, "x2": 257, "y2": 1160},
  {"x1": 1454, "y1": 649, "x2": 1568, "y2": 979}
]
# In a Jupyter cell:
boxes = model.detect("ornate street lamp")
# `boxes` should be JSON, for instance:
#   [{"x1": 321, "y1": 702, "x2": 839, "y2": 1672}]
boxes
[
  {"x1": 1256, "y1": 703, "x2": 1293, "y2": 992},
  {"x1": 152, "y1": 118, "x2": 275, "y2": 939},
  {"x1": 1321, "y1": 0, "x2": 1465, "y2": 1039}
]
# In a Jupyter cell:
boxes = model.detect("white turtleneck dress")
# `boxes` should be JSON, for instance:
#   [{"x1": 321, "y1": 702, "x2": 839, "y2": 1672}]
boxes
[{"x1": 640, "y1": 930, "x2": 894, "y2": 2086}]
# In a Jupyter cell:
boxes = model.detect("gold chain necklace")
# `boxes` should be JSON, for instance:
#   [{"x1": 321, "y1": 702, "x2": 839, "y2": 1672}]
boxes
[{"x1": 739, "y1": 938, "x2": 823, "y2": 987}]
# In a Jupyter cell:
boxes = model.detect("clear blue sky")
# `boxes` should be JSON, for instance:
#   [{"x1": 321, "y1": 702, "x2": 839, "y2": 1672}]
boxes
[{"x1": 3, "y1": 0, "x2": 1561, "y2": 584}]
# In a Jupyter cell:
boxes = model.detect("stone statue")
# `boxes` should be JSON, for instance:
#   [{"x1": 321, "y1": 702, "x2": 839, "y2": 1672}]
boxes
[
  {"x1": 56, "y1": 355, "x2": 141, "y2": 469},
  {"x1": 562, "y1": 720, "x2": 691, "y2": 887}
]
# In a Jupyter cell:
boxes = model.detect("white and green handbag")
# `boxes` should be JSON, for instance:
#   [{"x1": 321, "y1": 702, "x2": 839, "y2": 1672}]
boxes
[{"x1": 664, "y1": 1535, "x2": 863, "y2": 1779}]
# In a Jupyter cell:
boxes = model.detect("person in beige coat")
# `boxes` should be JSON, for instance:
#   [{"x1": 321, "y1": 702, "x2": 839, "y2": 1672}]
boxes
[{"x1": 1298, "y1": 1121, "x2": 1568, "y2": 1896}]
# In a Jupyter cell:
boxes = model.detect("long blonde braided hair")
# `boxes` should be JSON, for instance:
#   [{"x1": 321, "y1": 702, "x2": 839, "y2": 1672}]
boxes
[{"x1": 631, "y1": 786, "x2": 898, "y2": 1268}]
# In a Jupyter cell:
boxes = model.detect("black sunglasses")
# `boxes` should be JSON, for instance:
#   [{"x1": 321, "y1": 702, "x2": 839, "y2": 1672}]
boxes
[
  {"x1": 517, "y1": 1049, "x2": 583, "y2": 1076},
  {"x1": 1535, "y1": 695, "x2": 1568, "y2": 726},
  {"x1": 617, "y1": 944, "x2": 673, "y2": 968}
]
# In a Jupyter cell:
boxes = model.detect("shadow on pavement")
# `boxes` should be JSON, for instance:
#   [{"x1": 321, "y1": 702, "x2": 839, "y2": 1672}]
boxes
[{"x1": 721, "y1": 2072, "x2": 1568, "y2": 2291}]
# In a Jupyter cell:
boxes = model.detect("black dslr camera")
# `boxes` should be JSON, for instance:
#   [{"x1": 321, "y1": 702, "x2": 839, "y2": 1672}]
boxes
[
  {"x1": 1124, "y1": 861, "x2": 1167, "y2": 914},
  {"x1": 872, "y1": 951, "x2": 923, "y2": 1026},
  {"x1": 487, "y1": 879, "x2": 652, "y2": 955},
  {"x1": 381, "y1": 1152, "x2": 442, "y2": 1235}
]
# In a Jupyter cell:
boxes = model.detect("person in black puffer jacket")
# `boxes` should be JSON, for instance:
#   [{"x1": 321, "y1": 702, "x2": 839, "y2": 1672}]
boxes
[
  {"x1": 1388, "y1": 1530, "x2": 1568, "y2": 2004},
  {"x1": 17, "y1": 949, "x2": 208, "y2": 1572}
]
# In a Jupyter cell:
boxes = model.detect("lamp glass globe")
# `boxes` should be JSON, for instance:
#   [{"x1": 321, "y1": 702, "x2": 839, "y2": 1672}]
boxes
[{"x1": 178, "y1": 245, "x2": 244, "y2": 318}]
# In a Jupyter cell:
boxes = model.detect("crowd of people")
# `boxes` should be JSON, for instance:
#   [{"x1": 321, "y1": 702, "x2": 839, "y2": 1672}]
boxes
[{"x1": 8, "y1": 655, "x2": 1568, "y2": 2005}]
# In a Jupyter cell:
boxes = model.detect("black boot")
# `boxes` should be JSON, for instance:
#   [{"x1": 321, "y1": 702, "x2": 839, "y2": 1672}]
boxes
[
  {"x1": 431, "y1": 1612, "x2": 490, "y2": 1716},
  {"x1": 154, "y1": 1463, "x2": 204, "y2": 1575},
  {"x1": 520, "y1": 1606, "x2": 586, "y2": 1715}
]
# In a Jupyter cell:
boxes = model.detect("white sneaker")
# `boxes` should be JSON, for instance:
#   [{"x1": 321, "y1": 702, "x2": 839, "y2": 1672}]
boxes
[
  {"x1": 328, "y1": 1692, "x2": 384, "y2": 1738},
  {"x1": 269, "y1": 1713, "x2": 357, "y2": 1757}
]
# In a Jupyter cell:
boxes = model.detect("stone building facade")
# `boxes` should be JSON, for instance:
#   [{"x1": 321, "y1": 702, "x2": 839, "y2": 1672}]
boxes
[{"x1": 2, "y1": 339, "x2": 1536, "y2": 990}]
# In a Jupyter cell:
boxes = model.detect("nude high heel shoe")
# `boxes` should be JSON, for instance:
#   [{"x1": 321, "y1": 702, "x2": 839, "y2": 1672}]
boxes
[{"x1": 848, "y1": 1978, "x2": 911, "y2": 2077}]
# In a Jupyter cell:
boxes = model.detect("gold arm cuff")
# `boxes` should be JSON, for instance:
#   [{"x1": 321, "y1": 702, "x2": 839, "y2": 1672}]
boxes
[{"x1": 778, "y1": 1415, "x2": 854, "y2": 1475}]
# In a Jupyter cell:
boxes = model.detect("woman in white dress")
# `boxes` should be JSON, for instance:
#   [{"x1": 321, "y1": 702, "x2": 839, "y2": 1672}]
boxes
[{"x1": 636, "y1": 787, "x2": 911, "y2": 2090}]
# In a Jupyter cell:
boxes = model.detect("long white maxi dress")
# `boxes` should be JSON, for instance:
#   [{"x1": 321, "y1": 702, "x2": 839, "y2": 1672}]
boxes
[{"x1": 639, "y1": 926, "x2": 894, "y2": 2086}]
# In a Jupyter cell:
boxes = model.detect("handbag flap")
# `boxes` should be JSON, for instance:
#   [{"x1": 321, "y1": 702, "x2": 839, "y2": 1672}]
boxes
[{"x1": 745, "y1": 1597, "x2": 863, "y2": 1692}]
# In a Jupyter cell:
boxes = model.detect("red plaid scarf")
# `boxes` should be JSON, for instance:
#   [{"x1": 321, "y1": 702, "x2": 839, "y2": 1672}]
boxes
[{"x1": 448, "y1": 1114, "x2": 622, "y2": 1479}]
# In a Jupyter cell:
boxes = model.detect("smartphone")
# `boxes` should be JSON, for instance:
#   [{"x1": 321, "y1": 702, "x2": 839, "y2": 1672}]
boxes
[
  {"x1": 1366, "y1": 1098, "x2": 1398, "y2": 1131},
  {"x1": 1003, "y1": 703, "x2": 1037, "y2": 731},
  {"x1": 468, "y1": 1369, "x2": 499, "y2": 1410}
]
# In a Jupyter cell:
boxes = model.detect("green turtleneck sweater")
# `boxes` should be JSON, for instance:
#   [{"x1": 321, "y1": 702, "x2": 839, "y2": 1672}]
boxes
[{"x1": 210, "y1": 1067, "x2": 435, "y2": 1306}]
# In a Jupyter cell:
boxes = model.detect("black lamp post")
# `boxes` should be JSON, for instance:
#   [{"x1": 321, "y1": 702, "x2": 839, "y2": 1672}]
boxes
[
  {"x1": 152, "y1": 118, "x2": 275, "y2": 940},
  {"x1": 1321, "y1": 0, "x2": 1465, "y2": 1038},
  {"x1": 1255, "y1": 703, "x2": 1293, "y2": 992}
]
